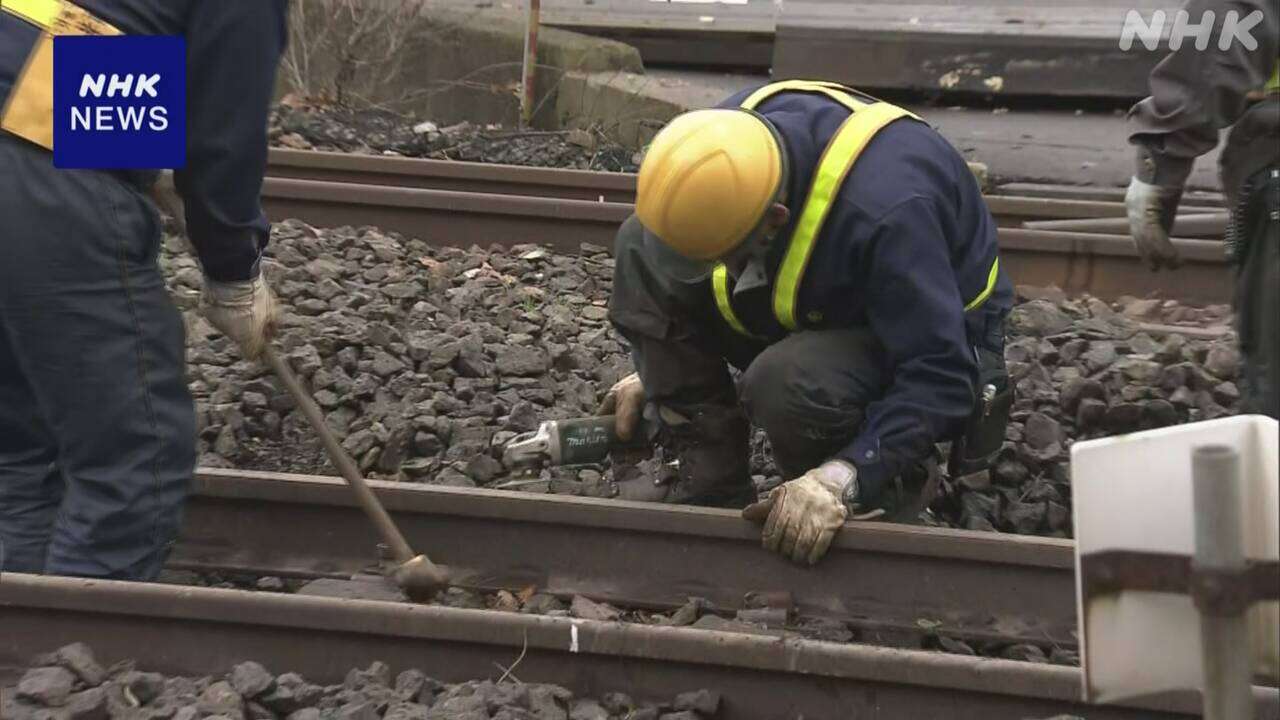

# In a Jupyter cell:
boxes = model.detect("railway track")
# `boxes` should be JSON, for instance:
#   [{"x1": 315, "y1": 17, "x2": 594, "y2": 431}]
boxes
[
  {"x1": 4, "y1": 468, "x2": 1278, "y2": 719},
  {"x1": 262, "y1": 149, "x2": 1233, "y2": 303}
]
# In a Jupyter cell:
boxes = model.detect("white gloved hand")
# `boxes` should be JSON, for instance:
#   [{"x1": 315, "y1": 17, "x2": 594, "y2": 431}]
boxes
[
  {"x1": 742, "y1": 460, "x2": 858, "y2": 565},
  {"x1": 596, "y1": 372, "x2": 645, "y2": 441},
  {"x1": 1125, "y1": 176, "x2": 1184, "y2": 271},
  {"x1": 200, "y1": 275, "x2": 280, "y2": 361}
]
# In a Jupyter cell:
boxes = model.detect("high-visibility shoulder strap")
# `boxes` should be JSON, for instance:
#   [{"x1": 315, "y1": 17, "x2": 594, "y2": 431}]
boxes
[
  {"x1": 773, "y1": 102, "x2": 919, "y2": 330},
  {"x1": 1267, "y1": 63, "x2": 1279, "y2": 95},
  {"x1": 1, "y1": 0, "x2": 59, "y2": 29},
  {"x1": 712, "y1": 264, "x2": 762, "y2": 338},
  {"x1": 964, "y1": 257, "x2": 1001, "y2": 312},
  {"x1": 739, "y1": 80, "x2": 867, "y2": 114}
]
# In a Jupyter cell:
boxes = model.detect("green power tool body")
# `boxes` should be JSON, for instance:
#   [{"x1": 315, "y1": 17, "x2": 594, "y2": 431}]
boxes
[{"x1": 502, "y1": 415, "x2": 651, "y2": 475}]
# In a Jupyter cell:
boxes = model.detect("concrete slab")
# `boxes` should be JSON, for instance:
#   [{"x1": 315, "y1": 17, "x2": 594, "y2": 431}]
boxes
[
  {"x1": 774, "y1": 3, "x2": 1180, "y2": 98},
  {"x1": 558, "y1": 68, "x2": 1223, "y2": 190}
]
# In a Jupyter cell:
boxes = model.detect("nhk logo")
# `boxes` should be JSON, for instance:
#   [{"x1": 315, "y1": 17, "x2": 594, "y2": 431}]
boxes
[
  {"x1": 1119, "y1": 9, "x2": 1266, "y2": 52},
  {"x1": 72, "y1": 73, "x2": 169, "y2": 132},
  {"x1": 53, "y1": 36, "x2": 185, "y2": 169}
]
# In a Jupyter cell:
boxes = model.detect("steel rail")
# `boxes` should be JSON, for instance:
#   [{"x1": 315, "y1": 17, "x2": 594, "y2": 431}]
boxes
[
  {"x1": 174, "y1": 469, "x2": 1077, "y2": 647},
  {"x1": 3, "y1": 574, "x2": 1276, "y2": 720},
  {"x1": 260, "y1": 176, "x2": 1233, "y2": 302},
  {"x1": 267, "y1": 150, "x2": 1226, "y2": 221}
]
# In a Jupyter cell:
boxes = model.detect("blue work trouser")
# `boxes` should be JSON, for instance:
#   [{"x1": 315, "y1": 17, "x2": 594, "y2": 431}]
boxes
[{"x1": 0, "y1": 134, "x2": 195, "y2": 580}]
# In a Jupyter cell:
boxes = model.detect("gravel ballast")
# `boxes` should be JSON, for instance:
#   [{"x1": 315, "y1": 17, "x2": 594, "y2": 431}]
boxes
[
  {"x1": 2, "y1": 644, "x2": 718, "y2": 720},
  {"x1": 166, "y1": 220, "x2": 1240, "y2": 538}
]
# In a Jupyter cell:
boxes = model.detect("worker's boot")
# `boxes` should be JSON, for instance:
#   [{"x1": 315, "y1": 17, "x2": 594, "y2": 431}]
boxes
[
  {"x1": 608, "y1": 402, "x2": 754, "y2": 509},
  {"x1": 869, "y1": 451, "x2": 944, "y2": 524}
]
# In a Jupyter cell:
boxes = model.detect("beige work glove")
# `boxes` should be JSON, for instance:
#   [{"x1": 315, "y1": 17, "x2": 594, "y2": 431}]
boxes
[
  {"x1": 743, "y1": 460, "x2": 860, "y2": 565},
  {"x1": 596, "y1": 372, "x2": 645, "y2": 441},
  {"x1": 1125, "y1": 176, "x2": 1184, "y2": 271},
  {"x1": 201, "y1": 275, "x2": 280, "y2": 361}
]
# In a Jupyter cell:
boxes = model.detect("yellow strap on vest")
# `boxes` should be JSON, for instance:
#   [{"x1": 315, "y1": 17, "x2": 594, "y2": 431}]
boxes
[
  {"x1": 0, "y1": 0, "x2": 60, "y2": 29},
  {"x1": 1267, "y1": 64, "x2": 1279, "y2": 95},
  {"x1": 740, "y1": 80, "x2": 867, "y2": 114},
  {"x1": 711, "y1": 265, "x2": 760, "y2": 338},
  {"x1": 964, "y1": 257, "x2": 1001, "y2": 312},
  {"x1": 773, "y1": 101, "x2": 918, "y2": 330}
]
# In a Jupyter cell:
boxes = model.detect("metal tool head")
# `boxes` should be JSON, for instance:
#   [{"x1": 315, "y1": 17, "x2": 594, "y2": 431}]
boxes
[
  {"x1": 502, "y1": 421, "x2": 561, "y2": 475},
  {"x1": 392, "y1": 554, "x2": 450, "y2": 603}
]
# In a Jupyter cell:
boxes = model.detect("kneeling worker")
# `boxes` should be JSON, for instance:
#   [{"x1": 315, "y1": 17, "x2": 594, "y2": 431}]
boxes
[{"x1": 600, "y1": 81, "x2": 1013, "y2": 565}]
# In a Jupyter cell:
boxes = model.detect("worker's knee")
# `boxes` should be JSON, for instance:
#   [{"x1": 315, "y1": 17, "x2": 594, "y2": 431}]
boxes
[{"x1": 740, "y1": 329, "x2": 888, "y2": 472}]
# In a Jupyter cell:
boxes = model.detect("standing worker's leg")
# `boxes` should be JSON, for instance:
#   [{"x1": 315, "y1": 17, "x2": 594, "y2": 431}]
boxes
[
  {"x1": 1235, "y1": 167, "x2": 1280, "y2": 419},
  {"x1": 0, "y1": 331, "x2": 63, "y2": 573},
  {"x1": 0, "y1": 136, "x2": 196, "y2": 580},
  {"x1": 607, "y1": 216, "x2": 758, "y2": 507}
]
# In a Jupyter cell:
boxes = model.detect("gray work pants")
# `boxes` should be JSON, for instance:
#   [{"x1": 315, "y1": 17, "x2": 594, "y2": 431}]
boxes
[{"x1": 0, "y1": 133, "x2": 195, "y2": 580}]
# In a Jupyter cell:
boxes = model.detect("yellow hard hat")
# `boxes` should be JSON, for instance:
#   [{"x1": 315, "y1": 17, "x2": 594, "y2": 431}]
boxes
[{"x1": 636, "y1": 109, "x2": 784, "y2": 272}]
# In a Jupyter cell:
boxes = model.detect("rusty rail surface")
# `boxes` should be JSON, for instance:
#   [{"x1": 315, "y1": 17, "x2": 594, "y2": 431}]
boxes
[
  {"x1": 174, "y1": 469, "x2": 1076, "y2": 647},
  {"x1": 4, "y1": 574, "x2": 1277, "y2": 720}
]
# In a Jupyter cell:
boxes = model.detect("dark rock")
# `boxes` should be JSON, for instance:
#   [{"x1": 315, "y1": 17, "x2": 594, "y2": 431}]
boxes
[
  {"x1": 382, "y1": 703, "x2": 429, "y2": 720},
  {"x1": 1103, "y1": 403, "x2": 1143, "y2": 433},
  {"x1": 229, "y1": 663, "x2": 275, "y2": 699},
  {"x1": 1113, "y1": 357, "x2": 1162, "y2": 385},
  {"x1": 667, "y1": 597, "x2": 712, "y2": 627},
  {"x1": 1022, "y1": 413, "x2": 1062, "y2": 450},
  {"x1": 1212, "y1": 381, "x2": 1240, "y2": 406},
  {"x1": 343, "y1": 663, "x2": 391, "y2": 692},
  {"x1": 437, "y1": 587, "x2": 487, "y2": 610},
  {"x1": 260, "y1": 674, "x2": 323, "y2": 714},
  {"x1": 256, "y1": 576, "x2": 287, "y2": 592},
  {"x1": 657, "y1": 713, "x2": 701, "y2": 720},
  {"x1": 569, "y1": 595, "x2": 621, "y2": 622},
  {"x1": 64, "y1": 689, "x2": 108, "y2": 720},
  {"x1": 197, "y1": 681, "x2": 244, "y2": 720},
  {"x1": 1005, "y1": 501, "x2": 1047, "y2": 535},
  {"x1": 1059, "y1": 378, "x2": 1105, "y2": 414},
  {"x1": 1140, "y1": 399, "x2": 1179, "y2": 429},
  {"x1": 520, "y1": 593, "x2": 567, "y2": 615},
  {"x1": 495, "y1": 346, "x2": 549, "y2": 377},
  {"x1": 50, "y1": 644, "x2": 106, "y2": 687},
  {"x1": 463, "y1": 454, "x2": 504, "y2": 483},
  {"x1": 1081, "y1": 342, "x2": 1117, "y2": 372},
  {"x1": 673, "y1": 689, "x2": 720, "y2": 715},
  {"x1": 991, "y1": 459, "x2": 1029, "y2": 487},
  {"x1": 567, "y1": 700, "x2": 608, "y2": 720},
  {"x1": 527, "y1": 685, "x2": 572, "y2": 720},
  {"x1": 1002, "y1": 644, "x2": 1050, "y2": 663},
  {"x1": 937, "y1": 636, "x2": 976, "y2": 655},
  {"x1": 960, "y1": 492, "x2": 1000, "y2": 531},
  {"x1": 1075, "y1": 398, "x2": 1108, "y2": 431},
  {"x1": 599, "y1": 693, "x2": 634, "y2": 716},
  {"x1": 247, "y1": 702, "x2": 277, "y2": 720},
  {"x1": 19, "y1": 667, "x2": 77, "y2": 706},
  {"x1": 1008, "y1": 300, "x2": 1072, "y2": 337},
  {"x1": 337, "y1": 701, "x2": 378, "y2": 720},
  {"x1": 123, "y1": 672, "x2": 166, "y2": 706},
  {"x1": 1205, "y1": 344, "x2": 1240, "y2": 378}
]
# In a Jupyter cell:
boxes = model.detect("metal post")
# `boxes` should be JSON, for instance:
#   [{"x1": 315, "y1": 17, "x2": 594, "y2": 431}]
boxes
[
  {"x1": 1192, "y1": 444, "x2": 1253, "y2": 720},
  {"x1": 521, "y1": 0, "x2": 541, "y2": 127}
]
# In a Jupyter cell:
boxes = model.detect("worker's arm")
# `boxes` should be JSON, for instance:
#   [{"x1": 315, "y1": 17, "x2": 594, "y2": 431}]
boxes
[
  {"x1": 1127, "y1": 0, "x2": 1278, "y2": 185},
  {"x1": 839, "y1": 196, "x2": 977, "y2": 503},
  {"x1": 174, "y1": 0, "x2": 288, "y2": 282}
]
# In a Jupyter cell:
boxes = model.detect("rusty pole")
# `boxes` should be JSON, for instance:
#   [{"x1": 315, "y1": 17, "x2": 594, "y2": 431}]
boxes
[{"x1": 521, "y1": 0, "x2": 541, "y2": 127}]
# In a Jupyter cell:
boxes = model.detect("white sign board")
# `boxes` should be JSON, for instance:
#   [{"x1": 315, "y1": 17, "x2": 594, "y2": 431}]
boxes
[{"x1": 1072, "y1": 415, "x2": 1278, "y2": 704}]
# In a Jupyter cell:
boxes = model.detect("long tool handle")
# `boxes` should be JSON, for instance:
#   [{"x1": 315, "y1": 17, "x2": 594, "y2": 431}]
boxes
[{"x1": 264, "y1": 346, "x2": 418, "y2": 564}]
